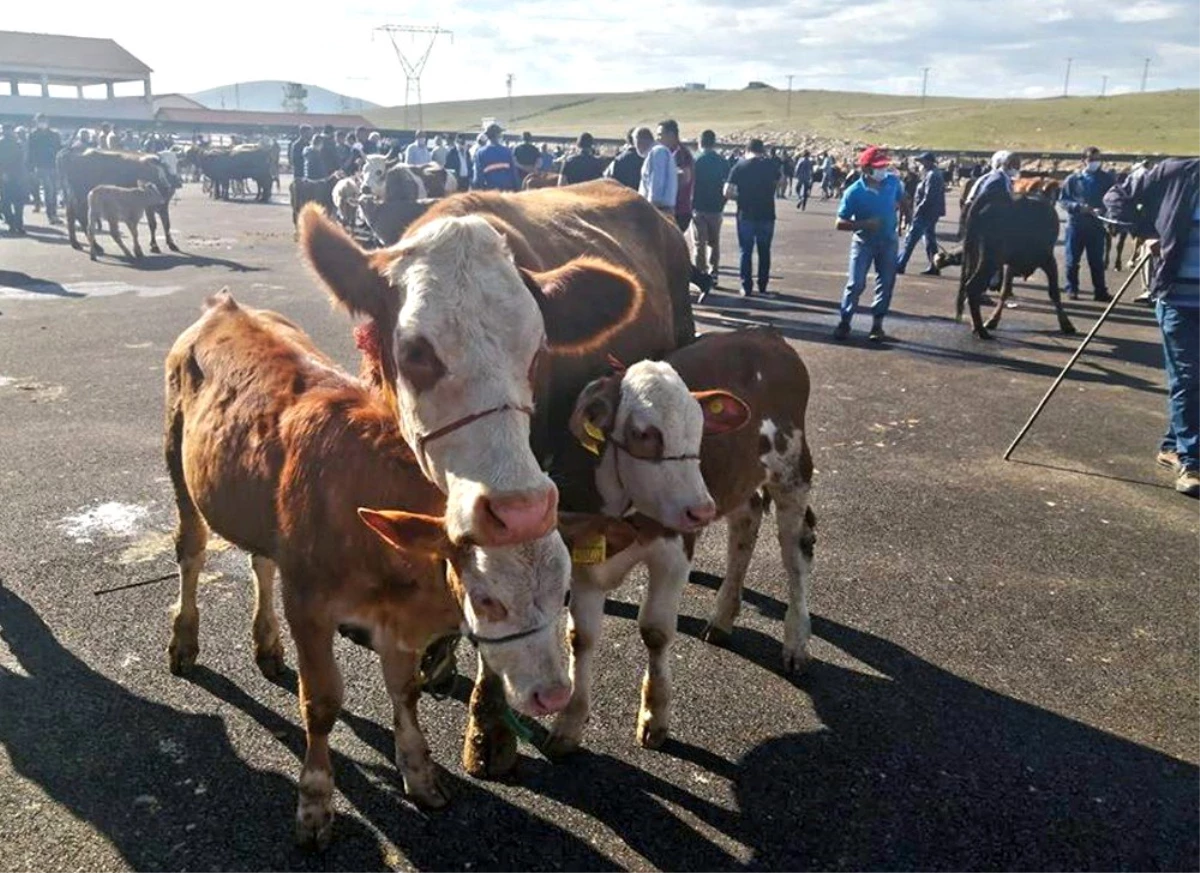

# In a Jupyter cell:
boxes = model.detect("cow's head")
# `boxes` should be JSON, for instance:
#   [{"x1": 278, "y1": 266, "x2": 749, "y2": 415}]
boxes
[
  {"x1": 300, "y1": 205, "x2": 646, "y2": 547},
  {"x1": 154, "y1": 150, "x2": 182, "y2": 190},
  {"x1": 569, "y1": 361, "x2": 750, "y2": 532},
  {"x1": 360, "y1": 154, "x2": 389, "y2": 197},
  {"x1": 357, "y1": 510, "x2": 571, "y2": 716}
]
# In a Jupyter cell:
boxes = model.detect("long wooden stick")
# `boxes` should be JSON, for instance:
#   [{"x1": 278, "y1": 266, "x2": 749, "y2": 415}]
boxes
[{"x1": 1003, "y1": 249, "x2": 1153, "y2": 461}]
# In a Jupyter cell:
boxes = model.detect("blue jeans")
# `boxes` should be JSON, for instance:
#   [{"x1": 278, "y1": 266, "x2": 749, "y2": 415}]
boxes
[
  {"x1": 840, "y1": 233, "x2": 898, "y2": 322},
  {"x1": 897, "y1": 214, "x2": 939, "y2": 271},
  {"x1": 736, "y1": 217, "x2": 774, "y2": 293},
  {"x1": 1156, "y1": 299, "x2": 1199, "y2": 472},
  {"x1": 1064, "y1": 218, "x2": 1108, "y2": 296}
]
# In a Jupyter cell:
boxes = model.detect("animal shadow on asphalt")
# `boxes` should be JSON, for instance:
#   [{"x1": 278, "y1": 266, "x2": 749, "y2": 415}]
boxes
[
  {"x1": 105, "y1": 252, "x2": 268, "y2": 274},
  {"x1": 656, "y1": 572, "x2": 1198, "y2": 870},
  {"x1": 0, "y1": 270, "x2": 83, "y2": 298}
]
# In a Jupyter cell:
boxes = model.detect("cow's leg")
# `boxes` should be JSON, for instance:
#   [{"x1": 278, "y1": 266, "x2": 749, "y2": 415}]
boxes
[
  {"x1": 1114, "y1": 230, "x2": 1126, "y2": 272},
  {"x1": 287, "y1": 608, "x2": 341, "y2": 850},
  {"x1": 984, "y1": 266, "x2": 1014, "y2": 330},
  {"x1": 68, "y1": 199, "x2": 85, "y2": 250},
  {"x1": 463, "y1": 655, "x2": 519, "y2": 778},
  {"x1": 86, "y1": 213, "x2": 100, "y2": 260},
  {"x1": 546, "y1": 578, "x2": 608, "y2": 757},
  {"x1": 960, "y1": 250, "x2": 992, "y2": 339},
  {"x1": 109, "y1": 218, "x2": 133, "y2": 260},
  {"x1": 1044, "y1": 254, "x2": 1077, "y2": 336},
  {"x1": 128, "y1": 220, "x2": 144, "y2": 260},
  {"x1": 769, "y1": 476, "x2": 816, "y2": 674},
  {"x1": 167, "y1": 499, "x2": 209, "y2": 675},
  {"x1": 377, "y1": 641, "x2": 448, "y2": 808},
  {"x1": 703, "y1": 495, "x2": 765, "y2": 646},
  {"x1": 250, "y1": 555, "x2": 285, "y2": 678},
  {"x1": 160, "y1": 207, "x2": 179, "y2": 252},
  {"x1": 637, "y1": 539, "x2": 691, "y2": 749}
]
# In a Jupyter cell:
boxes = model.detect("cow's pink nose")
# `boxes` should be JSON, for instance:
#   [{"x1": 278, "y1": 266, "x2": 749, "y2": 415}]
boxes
[
  {"x1": 683, "y1": 500, "x2": 717, "y2": 529},
  {"x1": 473, "y1": 487, "x2": 559, "y2": 546},
  {"x1": 530, "y1": 684, "x2": 572, "y2": 715}
]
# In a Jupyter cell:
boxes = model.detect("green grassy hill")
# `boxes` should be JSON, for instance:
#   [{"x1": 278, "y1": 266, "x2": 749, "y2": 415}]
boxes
[{"x1": 369, "y1": 88, "x2": 1199, "y2": 154}]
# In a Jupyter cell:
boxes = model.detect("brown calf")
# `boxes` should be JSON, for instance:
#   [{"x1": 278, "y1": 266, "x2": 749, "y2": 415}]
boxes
[
  {"x1": 548, "y1": 327, "x2": 816, "y2": 755},
  {"x1": 86, "y1": 181, "x2": 166, "y2": 261},
  {"x1": 164, "y1": 293, "x2": 570, "y2": 849}
]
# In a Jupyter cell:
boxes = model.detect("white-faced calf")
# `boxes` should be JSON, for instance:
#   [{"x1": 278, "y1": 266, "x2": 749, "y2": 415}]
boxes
[{"x1": 549, "y1": 327, "x2": 816, "y2": 755}]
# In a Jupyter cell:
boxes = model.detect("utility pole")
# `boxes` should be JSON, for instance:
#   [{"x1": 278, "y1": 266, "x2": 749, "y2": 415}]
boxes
[
  {"x1": 786, "y1": 74, "x2": 794, "y2": 119},
  {"x1": 506, "y1": 73, "x2": 514, "y2": 125},
  {"x1": 920, "y1": 66, "x2": 930, "y2": 106},
  {"x1": 375, "y1": 24, "x2": 453, "y2": 130},
  {"x1": 1140, "y1": 57, "x2": 1151, "y2": 92},
  {"x1": 1100, "y1": 75, "x2": 1108, "y2": 97},
  {"x1": 1063, "y1": 57, "x2": 1072, "y2": 97}
]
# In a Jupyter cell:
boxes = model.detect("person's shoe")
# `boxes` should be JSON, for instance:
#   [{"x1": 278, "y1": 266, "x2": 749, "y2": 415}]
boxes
[
  {"x1": 1133, "y1": 290, "x2": 1153, "y2": 304},
  {"x1": 895, "y1": 266, "x2": 906, "y2": 275},
  {"x1": 920, "y1": 265, "x2": 940, "y2": 276},
  {"x1": 1157, "y1": 449, "x2": 1181, "y2": 470},
  {"x1": 739, "y1": 286, "x2": 751, "y2": 297},
  {"x1": 832, "y1": 320, "x2": 851, "y2": 341},
  {"x1": 1176, "y1": 468, "x2": 1200, "y2": 498},
  {"x1": 49, "y1": 216, "x2": 62, "y2": 226},
  {"x1": 1094, "y1": 291, "x2": 1113, "y2": 303},
  {"x1": 710, "y1": 271, "x2": 720, "y2": 289},
  {"x1": 1067, "y1": 290, "x2": 1080, "y2": 301},
  {"x1": 868, "y1": 321, "x2": 891, "y2": 342}
]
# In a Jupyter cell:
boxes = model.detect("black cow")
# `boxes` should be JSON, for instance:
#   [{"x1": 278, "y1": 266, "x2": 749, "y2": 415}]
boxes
[{"x1": 940, "y1": 195, "x2": 1076, "y2": 339}]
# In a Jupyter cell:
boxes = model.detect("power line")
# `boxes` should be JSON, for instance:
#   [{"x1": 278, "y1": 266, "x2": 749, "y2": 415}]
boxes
[{"x1": 375, "y1": 24, "x2": 453, "y2": 130}]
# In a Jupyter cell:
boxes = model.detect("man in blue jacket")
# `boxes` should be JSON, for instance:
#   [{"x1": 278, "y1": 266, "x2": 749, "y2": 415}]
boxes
[
  {"x1": 1105, "y1": 158, "x2": 1200, "y2": 497},
  {"x1": 1060, "y1": 146, "x2": 1115, "y2": 301},
  {"x1": 473, "y1": 123, "x2": 518, "y2": 191},
  {"x1": 896, "y1": 151, "x2": 945, "y2": 276}
]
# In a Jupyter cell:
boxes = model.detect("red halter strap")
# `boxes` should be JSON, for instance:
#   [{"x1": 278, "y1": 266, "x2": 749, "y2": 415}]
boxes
[{"x1": 414, "y1": 403, "x2": 534, "y2": 466}]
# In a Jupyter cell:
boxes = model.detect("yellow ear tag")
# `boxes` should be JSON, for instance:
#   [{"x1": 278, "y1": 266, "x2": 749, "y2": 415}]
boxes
[
  {"x1": 571, "y1": 533, "x2": 607, "y2": 565},
  {"x1": 580, "y1": 437, "x2": 601, "y2": 456},
  {"x1": 583, "y1": 421, "x2": 606, "y2": 442},
  {"x1": 708, "y1": 398, "x2": 725, "y2": 415}
]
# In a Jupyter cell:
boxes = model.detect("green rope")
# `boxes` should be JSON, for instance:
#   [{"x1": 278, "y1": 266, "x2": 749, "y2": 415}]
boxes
[{"x1": 501, "y1": 706, "x2": 535, "y2": 744}]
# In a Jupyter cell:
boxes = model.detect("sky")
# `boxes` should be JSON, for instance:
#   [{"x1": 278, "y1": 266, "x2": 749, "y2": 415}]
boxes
[{"x1": 6, "y1": 0, "x2": 1199, "y2": 106}]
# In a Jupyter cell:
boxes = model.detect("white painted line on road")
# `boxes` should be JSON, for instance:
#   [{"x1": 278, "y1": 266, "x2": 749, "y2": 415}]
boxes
[{"x1": 0, "y1": 281, "x2": 183, "y2": 301}]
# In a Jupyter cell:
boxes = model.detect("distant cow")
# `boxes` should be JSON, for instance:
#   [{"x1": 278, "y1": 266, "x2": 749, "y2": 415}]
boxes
[
  {"x1": 58, "y1": 148, "x2": 180, "y2": 254},
  {"x1": 941, "y1": 195, "x2": 1076, "y2": 338},
  {"x1": 165, "y1": 293, "x2": 571, "y2": 848},
  {"x1": 523, "y1": 171, "x2": 561, "y2": 190},
  {"x1": 191, "y1": 144, "x2": 274, "y2": 202},
  {"x1": 356, "y1": 193, "x2": 433, "y2": 246},
  {"x1": 360, "y1": 154, "x2": 458, "y2": 201},
  {"x1": 86, "y1": 182, "x2": 165, "y2": 261},
  {"x1": 289, "y1": 172, "x2": 343, "y2": 227}
]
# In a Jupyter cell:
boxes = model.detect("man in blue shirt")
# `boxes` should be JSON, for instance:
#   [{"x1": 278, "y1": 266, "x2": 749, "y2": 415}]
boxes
[
  {"x1": 1060, "y1": 146, "x2": 1115, "y2": 301},
  {"x1": 1105, "y1": 158, "x2": 1200, "y2": 496},
  {"x1": 724, "y1": 138, "x2": 778, "y2": 297},
  {"x1": 896, "y1": 151, "x2": 946, "y2": 276},
  {"x1": 833, "y1": 146, "x2": 909, "y2": 342},
  {"x1": 794, "y1": 150, "x2": 813, "y2": 211},
  {"x1": 473, "y1": 123, "x2": 519, "y2": 191},
  {"x1": 638, "y1": 126, "x2": 677, "y2": 214},
  {"x1": 692, "y1": 129, "x2": 729, "y2": 294}
]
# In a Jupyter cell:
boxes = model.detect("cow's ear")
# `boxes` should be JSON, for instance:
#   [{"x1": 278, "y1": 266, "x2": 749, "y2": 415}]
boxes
[
  {"x1": 357, "y1": 509, "x2": 455, "y2": 559},
  {"x1": 568, "y1": 375, "x2": 622, "y2": 455},
  {"x1": 299, "y1": 204, "x2": 397, "y2": 323},
  {"x1": 523, "y1": 257, "x2": 645, "y2": 354},
  {"x1": 693, "y1": 390, "x2": 752, "y2": 435}
]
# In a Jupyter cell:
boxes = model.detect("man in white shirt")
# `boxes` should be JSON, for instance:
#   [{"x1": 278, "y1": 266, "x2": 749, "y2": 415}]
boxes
[
  {"x1": 404, "y1": 131, "x2": 431, "y2": 165},
  {"x1": 637, "y1": 126, "x2": 676, "y2": 215},
  {"x1": 430, "y1": 135, "x2": 448, "y2": 166}
]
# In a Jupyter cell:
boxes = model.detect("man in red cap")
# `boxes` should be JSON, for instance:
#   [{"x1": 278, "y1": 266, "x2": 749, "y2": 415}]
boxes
[{"x1": 833, "y1": 146, "x2": 909, "y2": 342}]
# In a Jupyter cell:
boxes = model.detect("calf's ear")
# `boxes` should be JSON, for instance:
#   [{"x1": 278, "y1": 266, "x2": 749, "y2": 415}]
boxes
[
  {"x1": 568, "y1": 375, "x2": 622, "y2": 455},
  {"x1": 299, "y1": 203, "x2": 396, "y2": 323},
  {"x1": 693, "y1": 390, "x2": 752, "y2": 435},
  {"x1": 523, "y1": 257, "x2": 645, "y2": 354},
  {"x1": 357, "y1": 509, "x2": 455, "y2": 559}
]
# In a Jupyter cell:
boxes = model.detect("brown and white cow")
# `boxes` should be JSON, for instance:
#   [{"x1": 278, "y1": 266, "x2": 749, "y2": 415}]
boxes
[
  {"x1": 546, "y1": 328, "x2": 816, "y2": 755},
  {"x1": 298, "y1": 179, "x2": 695, "y2": 548},
  {"x1": 360, "y1": 154, "x2": 458, "y2": 201},
  {"x1": 164, "y1": 293, "x2": 571, "y2": 849}
]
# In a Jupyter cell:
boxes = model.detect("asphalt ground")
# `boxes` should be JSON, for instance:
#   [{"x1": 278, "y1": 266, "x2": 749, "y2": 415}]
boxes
[{"x1": 0, "y1": 179, "x2": 1196, "y2": 872}]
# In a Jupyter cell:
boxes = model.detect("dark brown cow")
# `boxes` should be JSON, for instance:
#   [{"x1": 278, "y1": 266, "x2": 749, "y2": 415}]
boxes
[
  {"x1": 289, "y1": 171, "x2": 343, "y2": 226},
  {"x1": 58, "y1": 148, "x2": 180, "y2": 254},
  {"x1": 546, "y1": 327, "x2": 816, "y2": 754},
  {"x1": 164, "y1": 293, "x2": 571, "y2": 849}
]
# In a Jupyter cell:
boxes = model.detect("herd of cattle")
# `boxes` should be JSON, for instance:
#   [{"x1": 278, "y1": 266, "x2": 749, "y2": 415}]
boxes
[{"x1": 163, "y1": 181, "x2": 814, "y2": 848}]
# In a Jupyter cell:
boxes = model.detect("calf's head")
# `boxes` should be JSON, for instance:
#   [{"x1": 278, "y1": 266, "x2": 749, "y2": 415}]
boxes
[
  {"x1": 360, "y1": 154, "x2": 389, "y2": 197},
  {"x1": 300, "y1": 205, "x2": 646, "y2": 547},
  {"x1": 570, "y1": 361, "x2": 750, "y2": 532},
  {"x1": 358, "y1": 510, "x2": 571, "y2": 716}
]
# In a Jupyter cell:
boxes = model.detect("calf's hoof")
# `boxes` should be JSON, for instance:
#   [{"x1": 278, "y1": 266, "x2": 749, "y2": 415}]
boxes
[
  {"x1": 636, "y1": 710, "x2": 669, "y2": 750},
  {"x1": 405, "y1": 771, "x2": 450, "y2": 810},
  {"x1": 781, "y1": 646, "x2": 812, "y2": 675},
  {"x1": 255, "y1": 646, "x2": 287, "y2": 680},
  {"x1": 462, "y1": 716, "x2": 518, "y2": 779},
  {"x1": 149, "y1": 243, "x2": 161, "y2": 254},
  {"x1": 701, "y1": 623, "x2": 732, "y2": 648},
  {"x1": 167, "y1": 241, "x2": 180, "y2": 253},
  {"x1": 167, "y1": 640, "x2": 198, "y2": 675},
  {"x1": 294, "y1": 802, "x2": 333, "y2": 851},
  {"x1": 542, "y1": 729, "x2": 582, "y2": 760}
]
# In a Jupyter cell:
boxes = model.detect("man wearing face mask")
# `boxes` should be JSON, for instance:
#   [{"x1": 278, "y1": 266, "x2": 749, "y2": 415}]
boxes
[
  {"x1": 1060, "y1": 146, "x2": 1115, "y2": 301},
  {"x1": 833, "y1": 146, "x2": 909, "y2": 342}
]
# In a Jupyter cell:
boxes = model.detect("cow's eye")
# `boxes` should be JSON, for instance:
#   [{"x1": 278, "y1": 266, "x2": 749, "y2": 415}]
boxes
[
  {"x1": 627, "y1": 424, "x2": 664, "y2": 460},
  {"x1": 396, "y1": 335, "x2": 445, "y2": 392}
]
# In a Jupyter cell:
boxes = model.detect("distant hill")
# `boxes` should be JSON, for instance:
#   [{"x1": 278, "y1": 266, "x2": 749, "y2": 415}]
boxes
[
  {"x1": 367, "y1": 88, "x2": 1198, "y2": 154},
  {"x1": 187, "y1": 81, "x2": 377, "y2": 115}
]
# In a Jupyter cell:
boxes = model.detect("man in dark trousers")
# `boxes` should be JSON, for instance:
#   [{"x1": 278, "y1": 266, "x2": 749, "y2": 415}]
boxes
[
  {"x1": 513, "y1": 131, "x2": 540, "y2": 182},
  {"x1": 606, "y1": 128, "x2": 643, "y2": 190},
  {"x1": 724, "y1": 138, "x2": 778, "y2": 298},
  {"x1": 1105, "y1": 158, "x2": 1200, "y2": 497},
  {"x1": 559, "y1": 132, "x2": 605, "y2": 185},
  {"x1": 0, "y1": 123, "x2": 29, "y2": 234},
  {"x1": 691, "y1": 129, "x2": 729, "y2": 295},
  {"x1": 289, "y1": 125, "x2": 311, "y2": 179},
  {"x1": 27, "y1": 114, "x2": 62, "y2": 225},
  {"x1": 444, "y1": 133, "x2": 472, "y2": 191},
  {"x1": 794, "y1": 150, "x2": 813, "y2": 211},
  {"x1": 1060, "y1": 146, "x2": 1115, "y2": 301},
  {"x1": 896, "y1": 151, "x2": 946, "y2": 275}
]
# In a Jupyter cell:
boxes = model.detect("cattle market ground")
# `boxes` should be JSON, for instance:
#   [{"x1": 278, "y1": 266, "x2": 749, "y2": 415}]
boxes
[{"x1": 0, "y1": 181, "x2": 1197, "y2": 872}]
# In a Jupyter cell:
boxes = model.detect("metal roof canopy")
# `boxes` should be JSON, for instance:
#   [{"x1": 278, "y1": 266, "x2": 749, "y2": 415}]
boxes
[{"x1": 0, "y1": 30, "x2": 152, "y2": 85}]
